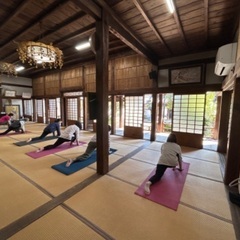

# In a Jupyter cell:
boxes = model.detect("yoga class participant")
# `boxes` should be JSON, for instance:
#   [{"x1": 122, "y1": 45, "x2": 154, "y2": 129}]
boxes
[
  {"x1": 36, "y1": 121, "x2": 82, "y2": 152},
  {"x1": 0, "y1": 119, "x2": 25, "y2": 135},
  {"x1": 26, "y1": 118, "x2": 62, "y2": 142},
  {"x1": 144, "y1": 133, "x2": 183, "y2": 195},
  {"x1": 66, "y1": 125, "x2": 111, "y2": 167},
  {"x1": 0, "y1": 113, "x2": 14, "y2": 126}
]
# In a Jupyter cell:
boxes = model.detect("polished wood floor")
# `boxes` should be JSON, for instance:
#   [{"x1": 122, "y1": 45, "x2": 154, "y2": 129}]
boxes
[{"x1": 0, "y1": 122, "x2": 238, "y2": 240}]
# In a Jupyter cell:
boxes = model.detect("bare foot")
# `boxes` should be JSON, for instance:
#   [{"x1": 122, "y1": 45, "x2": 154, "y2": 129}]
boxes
[
  {"x1": 144, "y1": 181, "x2": 151, "y2": 195},
  {"x1": 26, "y1": 138, "x2": 32, "y2": 143},
  {"x1": 66, "y1": 159, "x2": 73, "y2": 167},
  {"x1": 36, "y1": 148, "x2": 43, "y2": 153}
]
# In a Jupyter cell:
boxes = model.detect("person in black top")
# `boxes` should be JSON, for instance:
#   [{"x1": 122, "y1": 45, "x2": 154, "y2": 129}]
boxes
[
  {"x1": 26, "y1": 119, "x2": 62, "y2": 142},
  {"x1": 0, "y1": 119, "x2": 25, "y2": 135}
]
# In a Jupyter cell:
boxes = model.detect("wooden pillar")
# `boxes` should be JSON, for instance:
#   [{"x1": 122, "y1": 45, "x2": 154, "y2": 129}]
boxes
[
  {"x1": 119, "y1": 96, "x2": 124, "y2": 128},
  {"x1": 224, "y1": 78, "x2": 240, "y2": 184},
  {"x1": 212, "y1": 95, "x2": 221, "y2": 139},
  {"x1": 157, "y1": 94, "x2": 163, "y2": 132},
  {"x1": 111, "y1": 95, "x2": 116, "y2": 134},
  {"x1": 150, "y1": 93, "x2": 157, "y2": 141},
  {"x1": 217, "y1": 91, "x2": 231, "y2": 153},
  {"x1": 96, "y1": 10, "x2": 109, "y2": 175}
]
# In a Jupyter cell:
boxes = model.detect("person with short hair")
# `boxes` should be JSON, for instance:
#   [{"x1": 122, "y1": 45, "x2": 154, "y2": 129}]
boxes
[
  {"x1": 36, "y1": 121, "x2": 82, "y2": 152},
  {"x1": 66, "y1": 125, "x2": 111, "y2": 167},
  {"x1": 0, "y1": 113, "x2": 14, "y2": 126},
  {"x1": 26, "y1": 118, "x2": 62, "y2": 142},
  {"x1": 144, "y1": 133, "x2": 183, "y2": 195},
  {"x1": 0, "y1": 119, "x2": 25, "y2": 135}
]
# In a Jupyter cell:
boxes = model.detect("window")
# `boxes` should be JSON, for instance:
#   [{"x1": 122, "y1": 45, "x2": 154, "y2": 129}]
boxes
[
  {"x1": 67, "y1": 98, "x2": 78, "y2": 120},
  {"x1": 172, "y1": 94, "x2": 205, "y2": 134},
  {"x1": 24, "y1": 100, "x2": 32, "y2": 116},
  {"x1": 125, "y1": 96, "x2": 143, "y2": 127},
  {"x1": 49, "y1": 99, "x2": 57, "y2": 118}
]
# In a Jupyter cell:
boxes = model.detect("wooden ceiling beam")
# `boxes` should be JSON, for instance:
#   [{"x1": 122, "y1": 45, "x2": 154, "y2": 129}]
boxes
[
  {"x1": 172, "y1": 2, "x2": 189, "y2": 49},
  {"x1": 0, "y1": 0, "x2": 30, "y2": 30},
  {"x1": 95, "y1": 0, "x2": 158, "y2": 65},
  {"x1": 204, "y1": 0, "x2": 209, "y2": 43},
  {"x1": 133, "y1": 0, "x2": 172, "y2": 55},
  {"x1": 0, "y1": 0, "x2": 69, "y2": 51}
]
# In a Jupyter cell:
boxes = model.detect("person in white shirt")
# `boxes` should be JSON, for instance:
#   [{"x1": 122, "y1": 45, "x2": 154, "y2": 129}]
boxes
[
  {"x1": 36, "y1": 121, "x2": 82, "y2": 152},
  {"x1": 144, "y1": 133, "x2": 183, "y2": 195},
  {"x1": 66, "y1": 125, "x2": 111, "y2": 167}
]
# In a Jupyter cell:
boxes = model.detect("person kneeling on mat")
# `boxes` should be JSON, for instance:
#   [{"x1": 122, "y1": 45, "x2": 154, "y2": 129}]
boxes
[
  {"x1": 66, "y1": 125, "x2": 111, "y2": 167},
  {"x1": 144, "y1": 133, "x2": 183, "y2": 195}
]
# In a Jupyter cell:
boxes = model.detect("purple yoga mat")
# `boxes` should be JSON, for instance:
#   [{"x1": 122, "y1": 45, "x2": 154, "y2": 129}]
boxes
[
  {"x1": 135, "y1": 162, "x2": 190, "y2": 211},
  {"x1": 26, "y1": 141, "x2": 86, "y2": 159}
]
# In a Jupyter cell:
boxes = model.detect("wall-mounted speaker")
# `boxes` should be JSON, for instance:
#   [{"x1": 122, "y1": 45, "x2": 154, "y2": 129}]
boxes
[{"x1": 149, "y1": 70, "x2": 157, "y2": 80}]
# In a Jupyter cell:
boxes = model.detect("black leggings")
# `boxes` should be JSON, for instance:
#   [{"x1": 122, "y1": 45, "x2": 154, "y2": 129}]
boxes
[
  {"x1": 149, "y1": 164, "x2": 172, "y2": 185},
  {"x1": 0, "y1": 126, "x2": 21, "y2": 135},
  {"x1": 43, "y1": 136, "x2": 76, "y2": 150}
]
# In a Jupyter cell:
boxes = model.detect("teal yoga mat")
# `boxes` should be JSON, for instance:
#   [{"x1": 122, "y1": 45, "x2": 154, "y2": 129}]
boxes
[
  {"x1": 51, "y1": 148, "x2": 117, "y2": 175},
  {"x1": 14, "y1": 135, "x2": 58, "y2": 146}
]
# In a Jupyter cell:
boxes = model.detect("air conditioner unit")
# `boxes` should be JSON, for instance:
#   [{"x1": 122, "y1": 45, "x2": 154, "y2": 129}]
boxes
[{"x1": 214, "y1": 43, "x2": 237, "y2": 76}]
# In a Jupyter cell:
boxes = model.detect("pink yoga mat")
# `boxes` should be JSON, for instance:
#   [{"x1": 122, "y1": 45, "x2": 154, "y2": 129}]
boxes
[
  {"x1": 135, "y1": 162, "x2": 190, "y2": 211},
  {"x1": 26, "y1": 141, "x2": 86, "y2": 159}
]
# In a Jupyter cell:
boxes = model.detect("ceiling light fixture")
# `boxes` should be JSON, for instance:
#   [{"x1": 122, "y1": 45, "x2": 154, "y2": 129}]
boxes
[
  {"x1": 166, "y1": 0, "x2": 175, "y2": 13},
  {"x1": 16, "y1": 41, "x2": 63, "y2": 69},
  {"x1": 15, "y1": 66, "x2": 25, "y2": 72},
  {"x1": 0, "y1": 62, "x2": 17, "y2": 76},
  {"x1": 75, "y1": 41, "x2": 91, "y2": 51}
]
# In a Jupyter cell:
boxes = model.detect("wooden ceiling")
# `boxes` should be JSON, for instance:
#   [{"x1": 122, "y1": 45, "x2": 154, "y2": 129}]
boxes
[{"x1": 0, "y1": 0, "x2": 239, "y2": 78}]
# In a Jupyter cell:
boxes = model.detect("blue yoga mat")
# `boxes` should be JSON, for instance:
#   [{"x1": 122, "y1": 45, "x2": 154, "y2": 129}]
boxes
[{"x1": 51, "y1": 148, "x2": 117, "y2": 175}]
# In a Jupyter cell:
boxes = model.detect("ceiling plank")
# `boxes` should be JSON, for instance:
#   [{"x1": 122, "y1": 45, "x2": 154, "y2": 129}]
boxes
[
  {"x1": 95, "y1": 0, "x2": 158, "y2": 65},
  {"x1": 132, "y1": 0, "x2": 172, "y2": 55},
  {"x1": 172, "y1": 2, "x2": 189, "y2": 49}
]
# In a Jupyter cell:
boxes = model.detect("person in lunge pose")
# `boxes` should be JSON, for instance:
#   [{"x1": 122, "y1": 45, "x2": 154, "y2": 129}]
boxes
[
  {"x1": 144, "y1": 133, "x2": 183, "y2": 195},
  {"x1": 26, "y1": 118, "x2": 62, "y2": 142},
  {"x1": 66, "y1": 125, "x2": 111, "y2": 167},
  {"x1": 0, "y1": 113, "x2": 14, "y2": 126},
  {"x1": 36, "y1": 121, "x2": 82, "y2": 152},
  {"x1": 0, "y1": 119, "x2": 25, "y2": 135}
]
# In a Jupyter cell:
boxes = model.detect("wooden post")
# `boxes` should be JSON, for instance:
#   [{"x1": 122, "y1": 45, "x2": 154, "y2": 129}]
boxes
[
  {"x1": 224, "y1": 78, "x2": 240, "y2": 184},
  {"x1": 96, "y1": 10, "x2": 109, "y2": 175}
]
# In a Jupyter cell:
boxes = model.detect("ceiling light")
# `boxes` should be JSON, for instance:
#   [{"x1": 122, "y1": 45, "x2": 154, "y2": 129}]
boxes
[
  {"x1": 166, "y1": 0, "x2": 175, "y2": 13},
  {"x1": 75, "y1": 41, "x2": 91, "y2": 51},
  {"x1": 16, "y1": 41, "x2": 63, "y2": 69},
  {"x1": 0, "y1": 62, "x2": 17, "y2": 76},
  {"x1": 15, "y1": 66, "x2": 25, "y2": 72}
]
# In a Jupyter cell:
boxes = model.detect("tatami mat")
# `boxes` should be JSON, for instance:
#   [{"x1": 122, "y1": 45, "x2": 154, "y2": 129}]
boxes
[
  {"x1": 183, "y1": 156, "x2": 223, "y2": 181},
  {"x1": 0, "y1": 122, "x2": 238, "y2": 240},
  {"x1": 65, "y1": 176, "x2": 235, "y2": 240},
  {"x1": 0, "y1": 162, "x2": 50, "y2": 229},
  {"x1": 8, "y1": 206, "x2": 105, "y2": 240}
]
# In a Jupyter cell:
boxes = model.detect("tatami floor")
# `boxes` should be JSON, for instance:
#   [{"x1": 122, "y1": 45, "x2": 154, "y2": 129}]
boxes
[{"x1": 0, "y1": 122, "x2": 238, "y2": 240}]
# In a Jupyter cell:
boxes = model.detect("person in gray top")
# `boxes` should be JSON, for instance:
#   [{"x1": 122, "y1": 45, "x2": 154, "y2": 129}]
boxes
[{"x1": 144, "y1": 133, "x2": 183, "y2": 195}]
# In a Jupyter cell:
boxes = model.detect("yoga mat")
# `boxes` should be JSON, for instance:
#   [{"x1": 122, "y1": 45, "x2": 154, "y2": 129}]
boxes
[
  {"x1": 135, "y1": 162, "x2": 190, "y2": 211},
  {"x1": 51, "y1": 148, "x2": 117, "y2": 175},
  {"x1": 14, "y1": 135, "x2": 58, "y2": 146},
  {"x1": 26, "y1": 141, "x2": 86, "y2": 159},
  {"x1": 0, "y1": 131, "x2": 31, "y2": 137}
]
